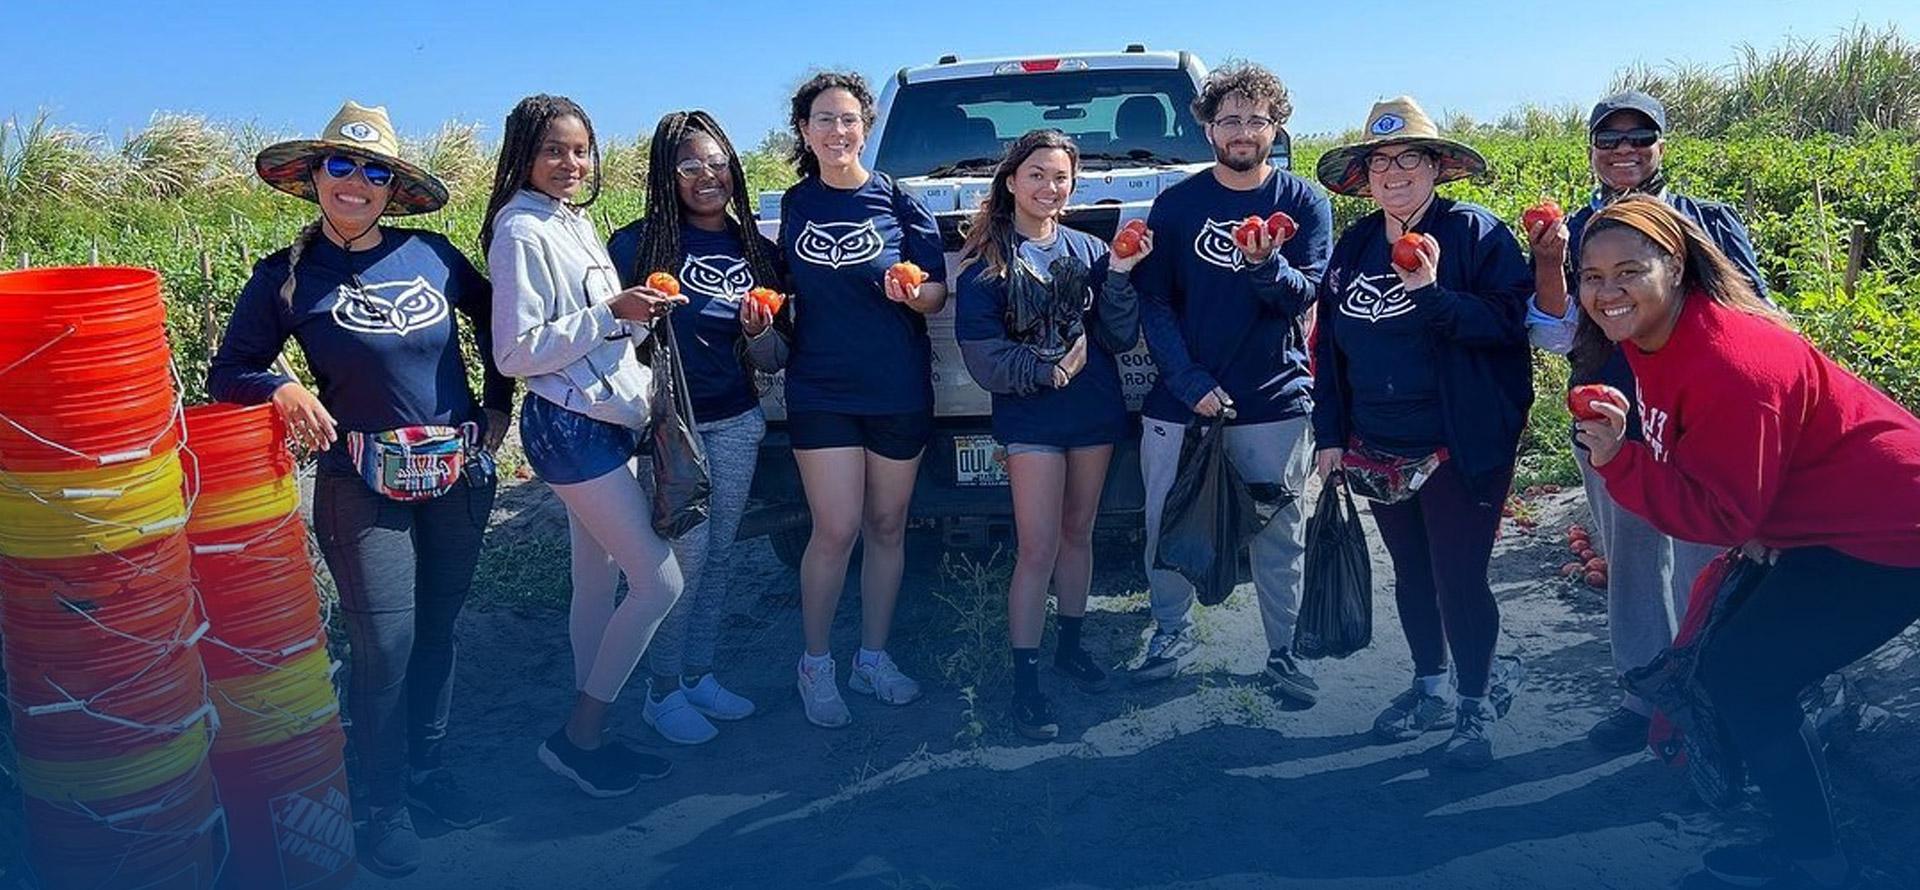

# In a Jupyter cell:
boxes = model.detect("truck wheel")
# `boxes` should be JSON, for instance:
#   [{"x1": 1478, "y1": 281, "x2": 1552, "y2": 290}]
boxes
[{"x1": 770, "y1": 525, "x2": 810, "y2": 571}]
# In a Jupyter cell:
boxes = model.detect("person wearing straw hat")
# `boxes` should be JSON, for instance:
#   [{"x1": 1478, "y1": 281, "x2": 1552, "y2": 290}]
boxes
[
  {"x1": 209, "y1": 100, "x2": 513, "y2": 877},
  {"x1": 1309, "y1": 96, "x2": 1533, "y2": 769},
  {"x1": 1522, "y1": 90, "x2": 1770, "y2": 756}
]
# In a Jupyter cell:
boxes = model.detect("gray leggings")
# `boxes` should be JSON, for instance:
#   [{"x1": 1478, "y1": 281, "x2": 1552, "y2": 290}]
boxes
[{"x1": 646, "y1": 408, "x2": 764, "y2": 678}]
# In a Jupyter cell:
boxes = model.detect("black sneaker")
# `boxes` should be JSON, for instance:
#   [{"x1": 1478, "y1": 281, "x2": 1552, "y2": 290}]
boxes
[
  {"x1": 1053, "y1": 647, "x2": 1111, "y2": 693},
  {"x1": 1587, "y1": 707, "x2": 1652, "y2": 754},
  {"x1": 361, "y1": 804, "x2": 421, "y2": 878},
  {"x1": 1011, "y1": 693, "x2": 1060, "y2": 742},
  {"x1": 1263, "y1": 649, "x2": 1319, "y2": 707},
  {"x1": 1700, "y1": 842, "x2": 1860, "y2": 889},
  {"x1": 599, "y1": 738, "x2": 673, "y2": 782},
  {"x1": 407, "y1": 768, "x2": 483, "y2": 829},
  {"x1": 537, "y1": 729, "x2": 644, "y2": 798}
]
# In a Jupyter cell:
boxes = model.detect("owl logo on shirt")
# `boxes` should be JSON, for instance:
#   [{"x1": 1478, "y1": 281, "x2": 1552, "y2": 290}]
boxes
[
  {"x1": 331, "y1": 276, "x2": 450, "y2": 337},
  {"x1": 793, "y1": 220, "x2": 886, "y2": 270},
  {"x1": 679, "y1": 254, "x2": 753, "y2": 320},
  {"x1": 1193, "y1": 219, "x2": 1249, "y2": 272},
  {"x1": 1338, "y1": 272, "x2": 1416, "y2": 323}
]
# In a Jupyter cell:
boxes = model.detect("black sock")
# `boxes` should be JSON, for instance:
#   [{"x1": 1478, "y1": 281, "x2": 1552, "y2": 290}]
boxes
[
  {"x1": 1057, "y1": 615, "x2": 1084, "y2": 657},
  {"x1": 1014, "y1": 648, "x2": 1041, "y2": 697},
  {"x1": 1268, "y1": 648, "x2": 1288, "y2": 663}
]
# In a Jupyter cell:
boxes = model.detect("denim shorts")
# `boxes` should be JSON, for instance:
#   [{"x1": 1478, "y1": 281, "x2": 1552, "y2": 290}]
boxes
[
  {"x1": 519, "y1": 394, "x2": 640, "y2": 485},
  {"x1": 1004, "y1": 442, "x2": 1065, "y2": 457}
]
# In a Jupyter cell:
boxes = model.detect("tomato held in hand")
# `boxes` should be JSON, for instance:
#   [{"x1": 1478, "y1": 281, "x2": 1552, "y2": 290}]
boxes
[
  {"x1": 1522, "y1": 200, "x2": 1564, "y2": 235},
  {"x1": 1113, "y1": 220, "x2": 1148, "y2": 258},
  {"x1": 1233, "y1": 215, "x2": 1265, "y2": 249},
  {"x1": 646, "y1": 272, "x2": 680, "y2": 297},
  {"x1": 747, "y1": 286, "x2": 786, "y2": 316},
  {"x1": 1390, "y1": 233, "x2": 1426, "y2": 272},
  {"x1": 1266, "y1": 211, "x2": 1297, "y2": 241},
  {"x1": 1566, "y1": 384, "x2": 1629, "y2": 422},
  {"x1": 888, "y1": 262, "x2": 928, "y2": 294}
]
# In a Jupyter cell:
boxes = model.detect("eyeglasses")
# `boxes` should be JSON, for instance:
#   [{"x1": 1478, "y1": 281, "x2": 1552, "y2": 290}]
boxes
[
  {"x1": 808, "y1": 113, "x2": 864, "y2": 131},
  {"x1": 1592, "y1": 128, "x2": 1660, "y2": 150},
  {"x1": 1365, "y1": 151, "x2": 1433, "y2": 173},
  {"x1": 321, "y1": 155, "x2": 394, "y2": 187},
  {"x1": 675, "y1": 156, "x2": 731, "y2": 180},
  {"x1": 1211, "y1": 116, "x2": 1274, "y2": 133}
]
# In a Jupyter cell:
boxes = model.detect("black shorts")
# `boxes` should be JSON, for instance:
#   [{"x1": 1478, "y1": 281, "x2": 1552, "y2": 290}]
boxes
[{"x1": 787, "y1": 410, "x2": 932, "y2": 461}]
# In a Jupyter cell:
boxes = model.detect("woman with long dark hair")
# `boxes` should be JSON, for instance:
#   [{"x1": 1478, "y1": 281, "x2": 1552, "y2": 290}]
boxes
[
  {"x1": 483, "y1": 94, "x2": 689, "y2": 797},
  {"x1": 774, "y1": 72, "x2": 948, "y2": 728},
  {"x1": 606, "y1": 110, "x2": 785, "y2": 745},
  {"x1": 1577, "y1": 195, "x2": 1920, "y2": 890},
  {"x1": 953, "y1": 129, "x2": 1145, "y2": 740}
]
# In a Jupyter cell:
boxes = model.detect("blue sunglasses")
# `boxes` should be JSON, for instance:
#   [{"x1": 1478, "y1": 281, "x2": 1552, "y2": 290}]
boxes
[{"x1": 321, "y1": 154, "x2": 394, "y2": 187}]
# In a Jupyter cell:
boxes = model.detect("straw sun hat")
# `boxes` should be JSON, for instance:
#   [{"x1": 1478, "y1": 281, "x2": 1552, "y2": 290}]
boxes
[{"x1": 254, "y1": 101, "x2": 448, "y2": 215}]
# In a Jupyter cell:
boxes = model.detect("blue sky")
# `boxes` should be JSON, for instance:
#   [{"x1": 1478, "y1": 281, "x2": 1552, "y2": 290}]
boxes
[{"x1": 5, "y1": 1, "x2": 1917, "y2": 148}]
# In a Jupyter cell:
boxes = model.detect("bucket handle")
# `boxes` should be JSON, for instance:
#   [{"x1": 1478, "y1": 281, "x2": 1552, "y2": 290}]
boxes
[{"x1": 0, "y1": 324, "x2": 76, "y2": 381}]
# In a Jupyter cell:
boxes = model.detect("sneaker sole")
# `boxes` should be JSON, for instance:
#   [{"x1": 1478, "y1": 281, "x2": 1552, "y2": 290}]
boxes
[
  {"x1": 848, "y1": 673, "x2": 921, "y2": 705},
  {"x1": 359, "y1": 851, "x2": 420, "y2": 879},
  {"x1": 1052, "y1": 663, "x2": 1112, "y2": 694},
  {"x1": 642, "y1": 711, "x2": 718, "y2": 746},
  {"x1": 1013, "y1": 720, "x2": 1061, "y2": 741},
  {"x1": 1129, "y1": 659, "x2": 1185, "y2": 684},
  {"x1": 404, "y1": 795, "x2": 482, "y2": 830},
  {"x1": 1263, "y1": 669, "x2": 1320, "y2": 706},
  {"x1": 688, "y1": 702, "x2": 756, "y2": 722},
  {"x1": 536, "y1": 743, "x2": 641, "y2": 799}
]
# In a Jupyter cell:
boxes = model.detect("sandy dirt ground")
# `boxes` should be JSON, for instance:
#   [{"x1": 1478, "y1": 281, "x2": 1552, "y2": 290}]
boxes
[{"x1": 2, "y1": 476, "x2": 1914, "y2": 890}]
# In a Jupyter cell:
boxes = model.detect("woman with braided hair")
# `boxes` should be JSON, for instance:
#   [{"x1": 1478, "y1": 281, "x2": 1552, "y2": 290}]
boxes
[
  {"x1": 209, "y1": 101, "x2": 512, "y2": 876},
  {"x1": 484, "y1": 94, "x2": 690, "y2": 798},
  {"x1": 606, "y1": 110, "x2": 786, "y2": 745}
]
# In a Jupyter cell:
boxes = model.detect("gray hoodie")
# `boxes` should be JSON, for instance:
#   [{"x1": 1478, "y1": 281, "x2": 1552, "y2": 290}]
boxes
[{"x1": 488, "y1": 189, "x2": 654, "y2": 430}]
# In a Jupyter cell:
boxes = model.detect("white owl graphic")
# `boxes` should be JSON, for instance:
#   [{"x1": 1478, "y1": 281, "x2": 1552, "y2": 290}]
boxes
[
  {"x1": 793, "y1": 220, "x2": 886, "y2": 269},
  {"x1": 1338, "y1": 272, "x2": 1416, "y2": 323},
  {"x1": 679, "y1": 254, "x2": 753, "y2": 320},
  {"x1": 1192, "y1": 219, "x2": 1248, "y2": 272},
  {"x1": 331, "y1": 276, "x2": 450, "y2": 336}
]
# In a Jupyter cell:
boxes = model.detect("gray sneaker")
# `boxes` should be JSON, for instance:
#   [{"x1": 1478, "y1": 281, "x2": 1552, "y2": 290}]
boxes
[
  {"x1": 363, "y1": 804, "x2": 421, "y2": 877},
  {"x1": 797, "y1": 658, "x2": 852, "y2": 728},
  {"x1": 1442, "y1": 698, "x2": 1498, "y2": 770},
  {"x1": 1131, "y1": 628, "x2": 1197, "y2": 683},
  {"x1": 1373, "y1": 685, "x2": 1456, "y2": 742}
]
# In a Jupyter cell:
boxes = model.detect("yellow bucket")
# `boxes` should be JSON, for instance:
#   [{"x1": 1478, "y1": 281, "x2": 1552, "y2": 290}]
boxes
[
  {"x1": 15, "y1": 713, "x2": 211, "y2": 803},
  {"x1": 210, "y1": 646, "x2": 340, "y2": 753},
  {"x1": 185, "y1": 472, "x2": 298, "y2": 535},
  {"x1": 0, "y1": 452, "x2": 186, "y2": 558}
]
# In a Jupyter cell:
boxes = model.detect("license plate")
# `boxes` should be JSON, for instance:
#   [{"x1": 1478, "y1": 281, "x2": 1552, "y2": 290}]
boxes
[{"x1": 953, "y1": 434, "x2": 1008, "y2": 487}]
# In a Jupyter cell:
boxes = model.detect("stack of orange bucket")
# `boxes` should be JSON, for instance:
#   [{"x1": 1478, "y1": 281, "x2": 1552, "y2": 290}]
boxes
[
  {"x1": 0, "y1": 266, "x2": 219, "y2": 889},
  {"x1": 184, "y1": 402, "x2": 355, "y2": 889}
]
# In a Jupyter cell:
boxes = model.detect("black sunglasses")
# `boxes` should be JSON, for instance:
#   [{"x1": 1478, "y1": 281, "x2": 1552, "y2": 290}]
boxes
[
  {"x1": 321, "y1": 155, "x2": 395, "y2": 187},
  {"x1": 1592, "y1": 128, "x2": 1660, "y2": 151}
]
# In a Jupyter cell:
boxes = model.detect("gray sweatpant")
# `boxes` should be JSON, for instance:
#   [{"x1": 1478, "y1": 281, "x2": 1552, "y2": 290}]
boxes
[
  {"x1": 1140, "y1": 415, "x2": 1313, "y2": 648},
  {"x1": 1579, "y1": 449, "x2": 1724, "y2": 715},
  {"x1": 646, "y1": 407, "x2": 765, "y2": 678}
]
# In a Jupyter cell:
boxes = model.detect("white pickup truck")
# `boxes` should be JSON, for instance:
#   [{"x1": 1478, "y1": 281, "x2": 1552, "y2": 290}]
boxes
[{"x1": 741, "y1": 46, "x2": 1291, "y2": 566}]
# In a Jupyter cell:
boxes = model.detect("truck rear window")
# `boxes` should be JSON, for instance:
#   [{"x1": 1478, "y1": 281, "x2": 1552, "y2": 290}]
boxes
[{"x1": 874, "y1": 69, "x2": 1212, "y2": 178}]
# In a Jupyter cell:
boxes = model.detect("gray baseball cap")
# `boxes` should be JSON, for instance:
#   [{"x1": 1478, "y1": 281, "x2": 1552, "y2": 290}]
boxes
[{"x1": 1588, "y1": 90, "x2": 1669, "y2": 133}]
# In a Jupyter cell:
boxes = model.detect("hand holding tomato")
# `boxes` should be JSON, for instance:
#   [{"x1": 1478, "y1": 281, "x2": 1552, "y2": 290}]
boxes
[
  {"x1": 1110, "y1": 220, "x2": 1153, "y2": 273},
  {"x1": 1232, "y1": 213, "x2": 1293, "y2": 266},
  {"x1": 1390, "y1": 233, "x2": 1439, "y2": 291},
  {"x1": 884, "y1": 262, "x2": 927, "y2": 303},
  {"x1": 1573, "y1": 388, "x2": 1631, "y2": 467},
  {"x1": 740, "y1": 288, "x2": 782, "y2": 337},
  {"x1": 1566, "y1": 384, "x2": 1629, "y2": 422},
  {"x1": 1522, "y1": 200, "x2": 1569, "y2": 265}
]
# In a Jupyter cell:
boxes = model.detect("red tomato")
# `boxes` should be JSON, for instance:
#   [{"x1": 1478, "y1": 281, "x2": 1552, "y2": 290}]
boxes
[
  {"x1": 888, "y1": 262, "x2": 927, "y2": 294},
  {"x1": 1561, "y1": 562, "x2": 1583, "y2": 578},
  {"x1": 1585, "y1": 571, "x2": 1608, "y2": 589},
  {"x1": 1266, "y1": 211, "x2": 1297, "y2": 241},
  {"x1": 1233, "y1": 215, "x2": 1265, "y2": 249},
  {"x1": 1113, "y1": 230, "x2": 1143, "y2": 258},
  {"x1": 646, "y1": 271, "x2": 680, "y2": 297},
  {"x1": 1522, "y1": 200, "x2": 1564, "y2": 235},
  {"x1": 1567, "y1": 384, "x2": 1630, "y2": 422},
  {"x1": 1390, "y1": 233, "x2": 1426, "y2": 272},
  {"x1": 1579, "y1": 548, "x2": 1598, "y2": 562},
  {"x1": 1122, "y1": 219, "x2": 1148, "y2": 234},
  {"x1": 1584, "y1": 557, "x2": 1608, "y2": 572},
  {"x1": 747, "y1": 286, "x2": 786, "y2": 315}
]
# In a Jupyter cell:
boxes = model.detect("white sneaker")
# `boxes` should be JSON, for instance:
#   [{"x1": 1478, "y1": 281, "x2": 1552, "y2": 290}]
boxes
[
  {"x1": 683, "y1": 674, "x2": 755, "y2": 721},
  {"x1": 797, "y1": 659, "x2": 851, "y2": 728},
  {"x1": 848, "y1": 652, "x2": 922, "y2": 705},
  {"x1": 641, "y1": 686, "x2": 718, "y2": 745}
]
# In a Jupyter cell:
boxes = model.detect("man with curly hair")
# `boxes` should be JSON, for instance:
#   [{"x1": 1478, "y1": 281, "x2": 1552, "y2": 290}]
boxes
[{"x1": 1128, "y1": 62, "x2": 1333, "y2": 701}]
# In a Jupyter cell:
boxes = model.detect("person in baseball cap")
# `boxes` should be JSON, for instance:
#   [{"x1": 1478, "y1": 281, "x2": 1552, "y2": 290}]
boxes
[{"x1": 1520, "y1": 87, "x2": 1771, "y2": 759}]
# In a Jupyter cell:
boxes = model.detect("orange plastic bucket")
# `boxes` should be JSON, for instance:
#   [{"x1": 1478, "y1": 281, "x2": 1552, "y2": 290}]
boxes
[
  {"x1": 210, "y1": 721, "x2": 356, "y2": 890},
  {"x1": 0, "y1": 266, "x2": 168, "y2": 342},
  {"x1": 182, "y1": 402, "x2": 293, "y2": 499},
  {"x1": 192, "y1": 520, "x2": 324, "y2": 681},
  {"x1": 21, "y1": 753, "x2": 219, "y2": 890}
]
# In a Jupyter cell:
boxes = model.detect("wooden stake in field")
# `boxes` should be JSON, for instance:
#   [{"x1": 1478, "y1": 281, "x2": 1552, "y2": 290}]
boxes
[
  {"x1": 1845, "y1": 220, "x2": 1867, "y2": 297},
  {"x1": 201, "y1": 249, "x2": 219, "y2": 354}
]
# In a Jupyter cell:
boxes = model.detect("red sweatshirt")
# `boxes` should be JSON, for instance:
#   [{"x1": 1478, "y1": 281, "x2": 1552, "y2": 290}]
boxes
[{"x1": 1595, "y1": 296, "x2": 1920, "y2": 567}]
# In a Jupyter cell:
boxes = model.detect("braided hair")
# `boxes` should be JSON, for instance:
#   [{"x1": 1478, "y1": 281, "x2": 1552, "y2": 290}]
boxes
[
  {"x1": 630, "y1": 110, "x2": 781, "y2": 290},
  {"x1": 278, "y1": 218, "x2": 326, "y2": 307},
  {"x1": 786, "y1": 71, "x2": 876, "y2": 180},
  {"x1": 480, "y1": 94, "x2": 601, "y2": 255}
]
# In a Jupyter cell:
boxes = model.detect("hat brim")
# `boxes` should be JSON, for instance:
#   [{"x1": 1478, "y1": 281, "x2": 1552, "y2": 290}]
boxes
[
  {"x1": 1314, "y1": 136, "x2": 1488, "y2": 198},
  {"x1": 254, "y1": 140, "x2": 449, "y2": 216}
]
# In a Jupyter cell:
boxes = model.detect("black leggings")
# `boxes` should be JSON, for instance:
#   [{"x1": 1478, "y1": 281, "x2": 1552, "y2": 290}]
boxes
[
  {"x1": 1368, "y1": 459, "x2": 1512, "y2": 698},
  {"x1": 1698, "y1": 546, "x2": 1920, "y2": 858}
]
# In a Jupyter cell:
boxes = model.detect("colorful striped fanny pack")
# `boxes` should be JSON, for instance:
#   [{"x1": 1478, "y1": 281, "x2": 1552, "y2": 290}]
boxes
[{"x1": 345, "y1": 423, "x2": 487, "y2": 502}]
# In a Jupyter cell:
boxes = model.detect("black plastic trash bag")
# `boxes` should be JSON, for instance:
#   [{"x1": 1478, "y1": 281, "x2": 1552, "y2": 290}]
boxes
[
  {"x1": 644, "y1": 320, "x2": 711, "y2": 540},
  {"x1": 1153, "y1": 415, "x2": 1289, "y2": 606},
  {"x1": 1293, "y1": 476, "x2": 1373, "y2": 660}
]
